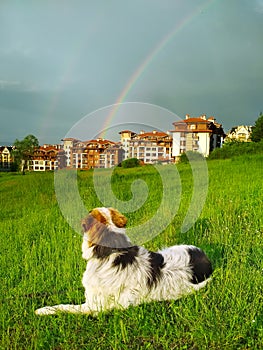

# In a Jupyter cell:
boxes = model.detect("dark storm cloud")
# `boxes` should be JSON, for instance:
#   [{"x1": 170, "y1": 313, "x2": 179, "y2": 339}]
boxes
[{"x1": 0, "y1": 0, "x2": 263, "y2": 144}]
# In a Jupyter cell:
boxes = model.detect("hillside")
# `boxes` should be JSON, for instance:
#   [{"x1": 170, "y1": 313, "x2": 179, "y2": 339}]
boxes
[{"x1": 1, "y1": 155, "x2": 262, "y2": 349}]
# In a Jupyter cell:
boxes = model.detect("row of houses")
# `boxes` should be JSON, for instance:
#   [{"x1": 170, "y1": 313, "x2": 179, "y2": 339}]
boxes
[
  {"x1": 62, "y1": 115, "x2": 226, "y2": 169},
  {"x1": 0, "y1": 116, "x2": 253, "y2": 171}
]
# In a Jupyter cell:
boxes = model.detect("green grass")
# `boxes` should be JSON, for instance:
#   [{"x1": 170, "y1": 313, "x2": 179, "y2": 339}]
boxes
[{"x1": 1, "y1": 155, "x2": 263, "y2": 349}]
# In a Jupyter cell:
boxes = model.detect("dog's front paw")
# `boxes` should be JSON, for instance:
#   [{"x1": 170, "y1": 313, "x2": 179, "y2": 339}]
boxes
[{"x1": 35, "y1": 306, "x2": 57, "y2": 315}]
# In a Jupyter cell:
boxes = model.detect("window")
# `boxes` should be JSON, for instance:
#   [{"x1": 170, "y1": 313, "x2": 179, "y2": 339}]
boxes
[{"x1": 180, "y1": 140, "x2": 186, "y2": 147}]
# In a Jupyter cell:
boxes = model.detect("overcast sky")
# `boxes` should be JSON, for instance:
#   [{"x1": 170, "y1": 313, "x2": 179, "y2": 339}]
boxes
[{"x1": 1, "y1": 0, "x2": 263, "y2": 144}]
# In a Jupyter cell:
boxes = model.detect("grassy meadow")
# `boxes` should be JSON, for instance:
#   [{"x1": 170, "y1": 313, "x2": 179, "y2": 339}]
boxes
[{"x1": 1, "y1": 155, "x2": 263, "y2": 349}]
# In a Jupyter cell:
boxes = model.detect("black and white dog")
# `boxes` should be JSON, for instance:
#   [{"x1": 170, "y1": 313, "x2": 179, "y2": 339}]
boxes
[{"x1": 35, "y1": 207, "x2": 212, "y2": 315}]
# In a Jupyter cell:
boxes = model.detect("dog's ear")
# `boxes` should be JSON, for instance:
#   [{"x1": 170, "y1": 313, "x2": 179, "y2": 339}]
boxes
[
  {"x1": 82, "y1": 213, "x2": 107, "y2": 245},
  {"x1": 109, "y1": 208, "x2": 127, "y2": 228},
  {"x1": 82, "y1": 209, "x2": 131, "y2": 249},
  {"x1": 90, "y1": 208, "x2": 108, "y2": 225},
  {"x1": 82, "y1": 209, "x2": 107, "y2": 233}
]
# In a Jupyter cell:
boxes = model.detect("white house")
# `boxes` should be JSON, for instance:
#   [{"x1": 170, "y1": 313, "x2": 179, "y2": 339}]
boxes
[
  {"x1": 225, "y1": 125, "x2": 252, "y2": 142},
  {"x1": 171, "y1": 115, "x2": 225, "y2": 160}
]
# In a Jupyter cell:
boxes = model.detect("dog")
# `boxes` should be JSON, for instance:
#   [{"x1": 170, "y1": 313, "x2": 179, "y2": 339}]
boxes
[{"x1": 35, "y1": 207, "x2": 212, "y2": 315}]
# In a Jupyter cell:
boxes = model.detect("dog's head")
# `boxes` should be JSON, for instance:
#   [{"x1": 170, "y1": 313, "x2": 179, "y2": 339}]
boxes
[{"x1": 81, "y1": 207, "x2": 132, "y2": 250}]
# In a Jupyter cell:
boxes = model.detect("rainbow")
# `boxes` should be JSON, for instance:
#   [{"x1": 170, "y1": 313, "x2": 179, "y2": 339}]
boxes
[
  {"x1": 41, "y1": 1, "x2": 217, "y2": 141},
  {"x1": 100, "y1": 0, "x2": 217, "y2": 136}
]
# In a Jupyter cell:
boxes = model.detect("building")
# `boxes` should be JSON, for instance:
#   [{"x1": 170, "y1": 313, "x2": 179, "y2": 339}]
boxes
[
  {"x1": 0, "y1": 146, "x2": 14, "y2": 170},
  {"x1": 119, "y1": 130, "x2": 173, "y2": 164},
  {"x1": 119, "y1": 130, "x2": 136, "y2": 160},
  {"x1": 171, "y1": 114, "x2": 225, "y2": 160},
  {"x1": 61, "y1": 138, "x2": 80, "y2": 167},
  {"x1": 71, "y1": 139, "x2": 124, "y2": 169},
  {"x1": 225, "y1": 125, "x2": 252, "y2": 142},
  {"x1": 129, "y1": 130, "x2": 173, "y2": 164},
  {"x1": 71, "y1": 141, "x2": 89, "y2": 169},
  {"x1": 99, "y1": 143, "x2": 124, "y2": 168},
  {"x1": 28, "y1": 144, "x2": 62, "y2": 171}
]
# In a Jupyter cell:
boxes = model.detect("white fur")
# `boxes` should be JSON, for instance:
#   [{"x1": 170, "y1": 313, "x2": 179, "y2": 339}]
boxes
[{"x1": 35, "y1": 207, "x2": 211, "y2": 316}]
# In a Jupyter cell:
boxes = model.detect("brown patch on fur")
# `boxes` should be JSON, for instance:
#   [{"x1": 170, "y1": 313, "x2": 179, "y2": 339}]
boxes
[
  {"x1": 82, "y1": 214, "x2": 107, "y2": 246},
  {"x1": 81, "y1": 209, "x2": 108, "y2": 240},
  {"x1": 81, "y1": 208, "x2": 131, "y2": 249},
  {"x1": 109, "y1": 208, "x2": 127, "y2": 228},
  {"x1": 90, "y1": 209, "x2": 108, "y2": 225}
]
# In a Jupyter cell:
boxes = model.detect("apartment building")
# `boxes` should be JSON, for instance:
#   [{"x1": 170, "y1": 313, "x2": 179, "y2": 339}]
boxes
[
  {"x1": 61, "y1": 138, "x2": 80, "y2": 167},
  {"x1": 28, "y1": 144, "x2": 64, "y2": 171},
  {"x1": 99, "y1": 143, "x2": 124, "y2": 168},
  {"x1": 171, "y1": 115, "x2": 225, "y2": 160},
  {"x1": 119, "y1": 130, "x2": 173, "y2": 164},
  {"x1": 225, "y1": 125, "x2": 252, "y2": 142},
  {"x1": 71, "y1": 139, "x2": 124, "y2": 169},
  {"x1": 118, "y1": 130, "x2": 136, "y2": 160}
]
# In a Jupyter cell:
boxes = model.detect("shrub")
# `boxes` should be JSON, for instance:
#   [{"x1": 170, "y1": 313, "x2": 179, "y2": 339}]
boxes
[
  {"x1": 10, "y1": 161, "x2": 19, "y2": 172},
  {"x1": 208, "y1": 140, "x2": 263, "y2": 159},
  {"x1": 118, "y1": 158, "x2": 142, "y2": 168}
]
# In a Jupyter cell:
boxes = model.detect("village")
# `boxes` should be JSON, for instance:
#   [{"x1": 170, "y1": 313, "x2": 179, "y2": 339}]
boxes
[{"x1": 0, "y1": 114, "x2": 253, "y2": 171}]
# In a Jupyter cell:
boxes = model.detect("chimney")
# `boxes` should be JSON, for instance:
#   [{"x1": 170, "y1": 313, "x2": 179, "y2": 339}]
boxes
[{"x1": 185, "y1": 114, "x2": 190, "y2": 119}]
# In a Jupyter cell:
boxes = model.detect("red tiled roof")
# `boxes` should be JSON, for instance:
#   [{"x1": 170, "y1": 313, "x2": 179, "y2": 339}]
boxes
[
  {"x1": 119, "y1": 130, "x2": 136, "y2": 134},
  {"x1": 137, "y1": 131, "x2": 169, "y2": 138},
  {"x1": 86, "y1": 139, "x2": 115, "y2": 145},
  {"x1": 39, "y1": 146, "x2": 58, "y2": 152},
  {"x1": 184, "y1": 118, "x2": 210, "y2": 123}
]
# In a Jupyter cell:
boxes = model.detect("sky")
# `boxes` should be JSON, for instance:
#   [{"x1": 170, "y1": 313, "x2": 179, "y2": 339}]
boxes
[{"x1": 1, "y1": 0, "x2": 263, "y2": 145}]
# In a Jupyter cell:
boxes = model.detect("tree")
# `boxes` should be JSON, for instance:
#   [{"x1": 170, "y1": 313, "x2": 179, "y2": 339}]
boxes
[
  {"x1": 13, "y1": 134, "x2": 39, "y2": 174},
  {"x1": 251, "y1": 112, "x2": 263, "y2": 142}
]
